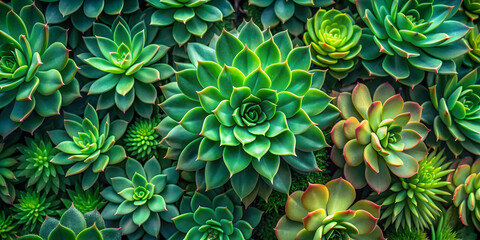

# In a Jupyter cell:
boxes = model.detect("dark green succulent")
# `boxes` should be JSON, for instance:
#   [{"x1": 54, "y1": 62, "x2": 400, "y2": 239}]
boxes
[
  {"x1": 101, "y1": 157, "x2": 182, "y2": 239},
  {"x1": 148, "y1": 0, "x2": 234, "y2": 46},
  {"x1": 357, "y1": 0, "x2": 470, "y2": 86},
  {"x1": 12, "y1": 190, "x2": 60, "y2": 232},
  {"x1": 0, "y1": 0, "x2": 80, "y2": 137},
  {"x1": 61, "y1": 183, "x2": 107, "y2": 214},
  {"x1": 0, "y1": 212, "x2": 17, "y2": 240},
  {"x1": 78, "y1": 17, "x2": 174, "y2": 118},
  {"x1": 48, "y1": 104, "x2": 128, "y2": 190},
  {"x1": 124, "y1": 116, "x2": 162, "y2": 161},
  {"x1": 0, "y1": 142, "x2": 17, "y2": 204}
]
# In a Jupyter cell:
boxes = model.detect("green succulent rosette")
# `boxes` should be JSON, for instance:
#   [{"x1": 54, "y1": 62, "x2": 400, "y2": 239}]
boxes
[
  {"x1": 13, "y1": 190, "x2": 60, "y2": 232},
  {"x1": 0, "y1": 142, "x2": 17, "y2": 204},
  {"x1": 464, "y1": 24, "x2": 480, "y2": 69},
  {"x1": 48, "y1": 104, "x2": 128, "y2": 190},
  {"x1": 331, "y1": 82, "x2": 429, "y2": 193},
  {"x1": 148, "y1": 0, "x2": 234, "y2": 46},
  {"x1": 375, "y1": 148, "x2": 453, "y2": 230},
  {"x1": 303, "y1": 9, "x2": 362, "y2": 80},
  {"x1": 169, "y1": 190, "x2": 263, "y2": 240},
  {"x1": 157, "y1": 21, "x2": 339, "y2": 201},
  {"x1": 0, "y1": 212, "x2": 17, "y2": 240},
  {"x1": 275, "y1": 178, "x2": 385, "y2": 240},
  {"x1": 0, "y1": 1, "x2": 80, "y2": 137},
  {"x1": 463, "y1": 0, "x2": 480, "y2": 20},
  {"x1": 356, "y1": 0, "x2": 470, "y2": 86},
  {"x1": 78, "y1": 17, "x2": 174, "y2": 118},
  {"x1": 61, "y1": 183, "x2": 107, "y2": 214},
  {"x1": 124, "y1": 116, "x2": 162, "y2": 161},
  {"x1": 101, "y1": 157, "x2": 183, "y2": 239}
]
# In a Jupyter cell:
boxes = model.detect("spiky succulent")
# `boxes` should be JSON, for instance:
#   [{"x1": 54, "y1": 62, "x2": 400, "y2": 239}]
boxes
[
  {"x1": 61, "y1": 183, "x2": 107, "y2": 214},
  {"x1": 0, "y1": 1, "x2": 80, "y2": 137},
  {"x1": 158, "y1": 21, "x2": 339, "y2": 201},
  {"x1": 12, "y1": 190, "x2": 60, "y2": 232},
  {"x1": 414, "y1": 69, "x2": 480, "y2": 156},
  {"x1": 148, "y1": 0, "x2": 234, "y2": 46},
  {"x1": 375, "y1": 148, "x2": 453, "y2": 230},
  {"x1": 169, "y1": 189, "x2": 263, "y2": 239},
  {"x1": 78, "y1": 17, "x2": 174, "y2": 118},
  {"x1": 17, "y1": 134, "x2": 67, "y2": 194},
  {"x1": 124, "y1": 116, "x2": 162, "y2": 161},
  {"x1": 18, "y1": 205, "x2": 121, "y2": 240},
  {"x1": 101, "y1": 157, "x2": 182, "y2": 239},
  {"x1": 303, "y1": 9, "x2": 362, "y2": 80},
  {"x1": 0, "y1": 212, "x2": 17, "y2": 240},
  {"x1": 356, "y1": 0, "x2": 470, "y2": 86},
  {"x1": 48, "y1": 104, "x2": 128, "y2": 190},
  {"x1": 0, "y1": 142, "x2": 17, "y2": 204},
  {"x1": 275, "y1": 178, "x2": 385, "y2": 240},
  {"x1": 331, "y1": 82, "x2": 429, "y2": 193}
]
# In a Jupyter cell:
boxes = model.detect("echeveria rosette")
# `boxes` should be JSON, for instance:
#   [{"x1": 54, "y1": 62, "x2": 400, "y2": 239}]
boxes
[
  {"x1": 78, "y1": 17, "x2": 174, "y2": 118},
  {"x1": 275, "y1": 178, "x2": 385, "y2": 240},
  {"x1": 0, "y1": 1, "x2": 80, "y2": 137},
  {"x1": 303, "y1": 9, "x2": 362, "y2": 80},
  {"x1": 356, "y1": 0, "x2": 471, "y2": 86},
  {"x1": 375, "y1": 148, "x2": 453, "y2": 230},
  {"x1": 12, "y1": 190, "x2": 60, "y2": 232},
  {"x1": 61, "y1": 183, "x2": 107, "y2": 214},
  {"x1": 124, "y1": 116, "x2": 162, "y2": 161},
  {"x1": 447, "y1": 157, "x2": 480, "y2": 231},
  {"x1": 158, "y1": 21, "x2": 339, "y2": 201},
  {"x1": 148, "y1": 0, "x2": 234, "y2": 46},
  {"x1": 101, "y1": 158, "x2": 183, "y2": 239},
  {"x1": 463, "y1": 0, "x2": 480, "y2": 20},
  {"x1": 330, "y1": 82, "x2": 429, "y2": 193},
  {"x1": 0, "y1": 142, "x2": 17, "y2": 204},
  {"x1": 169, "y1": 190, "x2": 263, "y2": 240},
  {"x1": 48, "y1": 104, "x2": 128, "y2": 190}
]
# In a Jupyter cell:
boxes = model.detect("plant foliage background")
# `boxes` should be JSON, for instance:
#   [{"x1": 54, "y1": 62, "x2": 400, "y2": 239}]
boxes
[{"x1": 0, "y1": 0, "x2": 480, "y2": 239}]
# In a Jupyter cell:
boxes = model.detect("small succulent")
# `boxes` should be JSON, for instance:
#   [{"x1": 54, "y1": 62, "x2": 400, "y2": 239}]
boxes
[
  {"x1": 0, "y1": 142, "x2": 18, "y2": 204},
  {"x1": 275, "y1": 178, "x2": 385, "y2": 240},
  {"x1": 464, "y1": 25, "x2": 480, "y2": 70},
  {"x1": 78, "y1": 17, "x2": 174, "y2": 118},
  {"x1": 169, "y1": 189, "x2": 263, "y2": 239},
  {"x1": 101, "y1": 157, "x2": 183, "y2": 239},
  {"x1": 0, "y1": 212, "x2": 17, "y2": 240},
  {"x1": 463, "y1": 0, "x2": 480, "y2": 20},
  {"x1": 357, "y1": 0, "x2": 470, "y2": 86},
  {"x1": 17, "y1": 134, "x2": 67, "y2": 194},
  {"x1": 124, "y1": 116, "x2": 162, "y2": 161},
  {"x1": 331, "y1": 82, "x2": 429, "y2": 193},
  {"x1": 148, "y1": 0, "x2": 234, "y2": 46},
  {"x1": 303, "y1": 9, "x2": 362, "y2": 80},
  {"x1": 0, "y1": 1, "x2": 80, "y2": 137},
  {"x1": 48, "y1": 104, "x2": 128, "y2": 190},
  {"x1": 375, "y1": 148, "x2": 453, "y2": 230},
  {"x1": 18, "y1": 205, "x2": 121, "y2": 240},
  {"x1": 61, "y1": 183, "x2": 107, "y2": 214},
  {"x1": 158, "y1": 21, "x2": 339, "y2": 201},
  {"x1": 12, "y1": 190, "x2": 60, "y2": 232}
]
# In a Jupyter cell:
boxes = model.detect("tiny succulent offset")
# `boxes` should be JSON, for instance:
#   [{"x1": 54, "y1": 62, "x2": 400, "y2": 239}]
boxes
[{"x1": 61, "y1": 183, "x2": 107, "y2": 214}]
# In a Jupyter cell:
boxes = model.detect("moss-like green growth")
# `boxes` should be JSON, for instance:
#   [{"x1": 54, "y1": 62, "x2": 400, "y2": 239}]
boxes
[
  {"x1": 252, "y1": 210, "x2": 282, "y2": 240},
  {"x1": 385, "y1": 228, "x2": 428, "y2": 240}
]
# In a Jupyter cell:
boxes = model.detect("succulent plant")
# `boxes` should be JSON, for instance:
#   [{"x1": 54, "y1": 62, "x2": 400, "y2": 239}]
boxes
[
  {"x1": 101, "y1": 157, "x2": 182, "y2": 239},
  {"x1": 0, "y1": 212, "x2": 17, "y2": 240},
  {"x1": 169, "y1": 189, "x2": 263, "y2": 239},
  {"x1": 61, "y1": 183, "x2": 107, "y2": 214},
  {"x1": 147, "y1": 0, "x2": 234, "y2": 46},
  {"x1": 18, "y1": 205, "x2": 121, "y2": 240},
  {"x1": 464, "y1": 24, "x2": 480, "y2": 70},
  {"x1": 463, "y1": 0, "x2": 480, "y2": 20},
  {"x1": 303, "y1": 9, "x2": 362, "y2": 80},
  {"x1": 124, "y1": 116, "x2": 162, "y2": 161},
  {"x1": 78, "y1": 17, "x2": 174, "y2": 118},
  {"x1": 13, "y1": 190, "x2": 60, "y2": 232},
  {"x1": 375, "y1": 148, "x2": 453, "y2": 230},
  {"x1": 158, "y1": 21, "x2": 339, "y2": 201},
  {"x1": 275, "y1": 178, "x2": 385, "y2": 240},
  {"x1": 0, "y1": 142, "x2": 18, "y2": 204},
  {"x1": 48, "y1": 104, "x2": 128, "y2": 190},
  {"x1": 17, "y1": 134, "x2": 67, "y2": 194},
  {"x1": 0, "y1": 1, "x2": 80, "y2": 137},
  {"x1": 357, "y1": 0, "x2": 471, "y2": 86},
  {"x1": 413, "y1": 69, "x2": 480, "y2": 156},
  {"x1": 331, "y1": 82, "x2": 429, "y2": 193}
]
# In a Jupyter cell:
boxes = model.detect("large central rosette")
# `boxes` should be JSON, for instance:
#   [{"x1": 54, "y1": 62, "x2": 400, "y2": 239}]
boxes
[{"x1": 158, "y1": 21, "x2": 339, "y2": 201}]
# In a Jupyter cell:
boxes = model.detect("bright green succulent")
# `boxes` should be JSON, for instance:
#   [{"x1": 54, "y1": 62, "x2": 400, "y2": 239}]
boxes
[
  {"x1": 124, "y1": 116, "x2": 162, "y2": 161},
  {"x1": 17, "y1": 134, "x2": 67, "y2": 194},
  {"x1": 158, "y1": 21, "x2": 339, "y2": 201},
  {"x1": 303, "y1": 9, "x2": 362, "y2": 80},
  {"x1": 78, "y1": 17, "x2": 174, "y2": 118},
  {"x1": 0, "y1": 142, "x2": 17, "y2": 204},
  {"x1": 463, "y1": 0, "x2": 480, "y2": 20},
  {"x1": 169, "y1": 189, "x2": 263, "y2": 240},
  {"x1": 18, "y1": 205, "x2": 121, "y2": 240},
  {"x1": 464, "y1": 25, "x2": 480, "y2": 69},
  {"x1": 12, "y1": 190, "x2": 60, "y2": 232},
  {"x1": 101, "y1": 157, "x2": 182, "y2": 239},
  {"x1": 357, "y1": 0, "x2": 471, "y2": 86},
  {"x1": 61, "y1": 183, "x2": 107, "y2": 214},
  {"x1": 48, "y1": 104, "x2": 128, "y2": 190},
  {"x1": 0, "y1": 212, "x2": 17, "y2": 240},
  {"x1": 275, "y1": 178, "x2": 385, "y2": 240},
  {"x1": 331, "y1": 82, "x2": 429, "y2": 193},
  {"x1": 375, "y1": 148, "x2": 453, "y2": 230},
  {"x1": 148, "y1": 0, "x2": 234, "y2": 46},
  {"x1": 0, "y1": 1, "x2": 80, "y2": 137}
]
